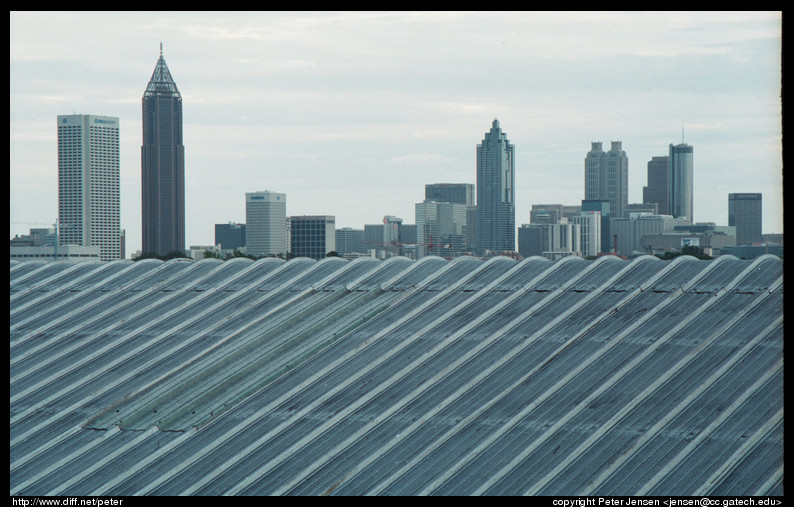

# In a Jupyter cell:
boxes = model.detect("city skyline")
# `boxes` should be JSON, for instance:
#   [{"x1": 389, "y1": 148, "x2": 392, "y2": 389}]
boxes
[{"x1": 10, "y1": 12, "x2": 783, "y2": 256}]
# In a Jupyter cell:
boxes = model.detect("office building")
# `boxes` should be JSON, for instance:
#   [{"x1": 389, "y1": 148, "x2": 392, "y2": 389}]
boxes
[
  {"x1": 215, "y1": 223, "x2": 246, "y2": 252},
  {"x1": 335, "y1": 228, "x2": 366, "y2": 257},
  {"x1": 416, "y1": 201, "x2": 468, "y2": 259},
  {"x1": 9, "y1": 244, "x2": 101, "y2": 262},
  {"x1": 642, "y1": 222, "x2": 736, "y2": 257},
  {"x1": 57, "y1": 114, "x2": 121, "y2": 262},
  {"x1": 476, "y1": 119, "x2": 515, "y2": 255},
  {"x1": 582, "y1": 199, "x2": 611, "y2": 254},
  {"x1": 585, "y1": 141, "x2": 629, "y2": 220},
  {"x1": 729, "y1": 193, "x2": 762, "y2": 246},
  {"x1": 517, "y1": 219, "x2": 582, "y2": 261},
  {"x1": 530, "y1": 204, "x2": 582, "y2": 225},
  {"x1": 669, "y1": 143, "x2": 694, "y2": 222},
  {"x1": 290, "y1": 216, "x2": 335, "y2": 260},
  {"x1": 610, "y1": 213, "x2": 688, "y2": 257},
  {"x1": 642, "y1": 156, "x2": 670, "y2": 215},
  {"x1": 570, "y1": 211, "x2": 602, "y2": 258},
  {"x1": 10, "y1": 228, "x2": 56, "y2": 248},
  {"x1": 246, "y1": 192, "x2": 287, "y2": 257},
  {"x1": 142, "y1": 44, "x2": 185, "y2": 256},
  {"x1": 383, "y1": 215, "x2": 402, "y2": 245},
  {"x1": 425, "y1": 183, "x2": 475, "y2": 206},
  {"x1": 518, "y1": 224, "x2": 545, "y2": 259}
]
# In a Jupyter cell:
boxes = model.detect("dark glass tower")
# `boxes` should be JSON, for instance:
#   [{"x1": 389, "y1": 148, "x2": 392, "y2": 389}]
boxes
[
  {"x1": 142, "y1": 43, "x2": 185, "y2": 255},
  {"x1": 476, "y1": 119, "x2": 515, "y2": 255},
  {"x1": 668, "y1": 143, "x2": 694, "y2": 223}
]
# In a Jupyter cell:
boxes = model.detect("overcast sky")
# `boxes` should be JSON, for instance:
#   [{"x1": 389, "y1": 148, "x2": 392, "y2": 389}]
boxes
[{"x1": 10, "y1": 11, "x2": 783, "y2": 256}]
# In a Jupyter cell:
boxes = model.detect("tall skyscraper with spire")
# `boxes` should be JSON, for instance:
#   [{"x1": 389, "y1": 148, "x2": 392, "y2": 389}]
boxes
[
  {"x1": 142, "y1": 43, "x2": 185, "y2": 255},
  {"x1": 476, "y1": 119, "x2": 515, "y2": 255}
]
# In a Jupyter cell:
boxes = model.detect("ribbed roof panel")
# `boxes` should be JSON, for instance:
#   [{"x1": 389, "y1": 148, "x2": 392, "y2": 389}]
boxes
[{"x1": 9, "y1": 255, "x2": 783, "y2": 496}]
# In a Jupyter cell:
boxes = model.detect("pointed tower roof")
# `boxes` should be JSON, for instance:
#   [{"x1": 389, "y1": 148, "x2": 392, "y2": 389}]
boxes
[{"x1": 144, "y1": 43, "x2": 180, "y2": 98}]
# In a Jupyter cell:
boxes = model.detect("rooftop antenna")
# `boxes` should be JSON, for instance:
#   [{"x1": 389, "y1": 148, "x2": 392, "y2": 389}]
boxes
[{"x1": 160, "y1": 42, "x2": 163, "y2": 57}]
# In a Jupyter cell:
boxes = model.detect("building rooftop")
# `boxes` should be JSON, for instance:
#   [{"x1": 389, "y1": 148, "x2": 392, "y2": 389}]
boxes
[{"x1": 10, "y1": 254, "x2": 783, "y2": 495}]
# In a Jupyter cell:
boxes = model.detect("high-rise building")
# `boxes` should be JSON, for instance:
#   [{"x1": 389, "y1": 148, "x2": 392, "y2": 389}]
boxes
[
  {"x1": 57, "y1": 114, "x2": 121, "y2": 262},
  {"x1": 335, "y1": 228, "x2": 366, "y2": 257},
  {"x1": 585, "y1": 141, "x2": 629, "y2": 219},
  {"x1": 416, "y1": 200, "x2": 468, "y2": 259},
  {"x1": 582, "y1": 200, "x2": 611, "y2": 253},
  {"x1": 729, "y1": 193, "x2": 763, "y2": 246},
  {"x1": 246, "y1": 191, "x2": 287, "y2": 257},
  {"x1": 215, "y1": 222, "x2": 246, "y2": 252},
  {"x1": 669, "y1": 143, "x2": 694, "y2": 223},
  {"x1": 476, "y1": 119, "x2": 515, "y2": 254},
  {"x1": 425, "y1": 183, "x2": 475, "y2": 206},
  {"x1": 290, "y1": 216, "x2": 336, "y2": 260},
  {"x1": 642, "y1": 156, "x2": 670, "y2": 215},
  {"x1": 142, "y1": 43, "x2": 185, "y2": 256},
  {"x1": 570, "y1": 211, "x2": 602, "y2": 258}
]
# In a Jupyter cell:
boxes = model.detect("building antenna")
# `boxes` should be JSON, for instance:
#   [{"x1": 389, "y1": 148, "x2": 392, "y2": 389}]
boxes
[{"x1": 160, "y1": 42, "x2": 163, "y2": 57}]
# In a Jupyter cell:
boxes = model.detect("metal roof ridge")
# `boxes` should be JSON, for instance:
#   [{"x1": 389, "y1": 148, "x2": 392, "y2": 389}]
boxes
[{"x1": 155, "y1": 258, "x2": 508, "y2": 495}]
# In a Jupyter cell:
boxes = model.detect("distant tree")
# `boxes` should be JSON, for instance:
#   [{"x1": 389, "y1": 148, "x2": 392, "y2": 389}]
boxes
[
  {"x1": 326, "y1": 251, "x2": 341, "y2": 257},
  {"x1": 133, "y1": 250, "x2": 190, "y2": 261},
  {"x1": 657, "y1": 245, "x2": 713, "y2": 261},
  {"x1": 163, "y1": 250, "x2": 190, "y2": 260},
  {"x1": 202, "y1": 249, "x2": 222, "y2": 259},
  {"x1": 228, "y1": 248, "x2": 257, "y2": 260}
]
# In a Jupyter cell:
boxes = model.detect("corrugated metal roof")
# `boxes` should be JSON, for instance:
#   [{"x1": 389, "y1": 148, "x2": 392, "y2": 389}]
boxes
[{"x1": 9, "y1": 254, "x2": 783, "y2": 496}]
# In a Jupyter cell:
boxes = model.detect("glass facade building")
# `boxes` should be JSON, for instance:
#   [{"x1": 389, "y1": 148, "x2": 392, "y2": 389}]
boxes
[
  {"x1": 425, "y1": 183, "x2": 475, "y2": 206},
  {"x1": 142, "y1": 44, "x2": 185, "y2": 256},
  {"x1": 476, "y1": 119, "x2": 515, "y2": 255},
  {"x1": 668, "y1": 143, "x2": 694, "y2": 223},
  {"x1": 642, "y1": 155, "x2": 670, "y2": 216},
  {"x1": 729, "y1": 193, "x2": 762, "y2": 246},
  {"x1": 290, "y1": 216, "x2": 336, "y2": 260}
]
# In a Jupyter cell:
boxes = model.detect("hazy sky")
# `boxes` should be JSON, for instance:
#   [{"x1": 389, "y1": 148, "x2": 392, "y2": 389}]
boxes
[{"x1": 10, "y1": 11, "x2": 783, "y2": 255}]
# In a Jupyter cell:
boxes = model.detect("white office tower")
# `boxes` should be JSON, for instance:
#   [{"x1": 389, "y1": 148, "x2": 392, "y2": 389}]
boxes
[
  {"x1": 245, "y1": 191, "x2": 287, "y2": 257},
  {"x1": 57, "y1": 114, "x2": 121, "y2": 261},
  {"x1": 570, "y1": 211, "x2": 602, "y2": 258}
]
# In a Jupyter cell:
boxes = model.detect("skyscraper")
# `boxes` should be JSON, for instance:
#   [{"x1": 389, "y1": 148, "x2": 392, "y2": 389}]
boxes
[
  {"x1": 142, "y1": 43, "x2": 185, "y2": 256},
  {"x1": 245, "y1": 191, "x2": 287, "y2": 257},
  {"x1": 476, "y1": 119, "x2": 515, "y2": 254},
  {"x1": 57, "y1": 114, "x2": 121, "y2": 261},
  {"x1": 668, "y1": 143, "x2": 694, "y2": 223},
  {"x1": 585, "y1": 141, "x2": 629, "y2": 219},
  {"x1": 729, "y1": 193, "x2": 762, "y2": 246},
  {"x1": 642, "y1": 155, "x2": 670, "y2": 215}
]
